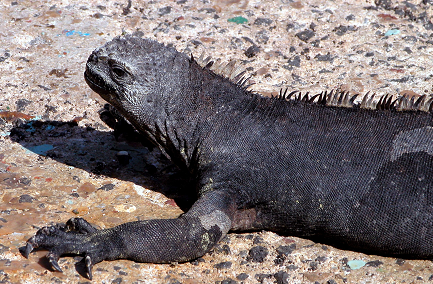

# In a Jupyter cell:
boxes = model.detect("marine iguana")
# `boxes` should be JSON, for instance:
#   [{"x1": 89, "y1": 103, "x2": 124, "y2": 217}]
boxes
[{"x1": 24, "y1": 35, "x2": 433, "y2": 279}]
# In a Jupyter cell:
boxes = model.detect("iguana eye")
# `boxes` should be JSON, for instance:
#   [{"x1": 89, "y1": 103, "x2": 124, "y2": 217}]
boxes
[{"x1": 111, "y1": 65, "x2": 127, "y2": 78}]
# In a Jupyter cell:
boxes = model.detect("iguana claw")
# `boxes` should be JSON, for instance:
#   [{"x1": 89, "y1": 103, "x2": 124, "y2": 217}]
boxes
[
  {"x1": 85, "y1": 255, "x2": 94, "y2": 280},
  {"x1": 23, "y1": 241, "x2": 34, "y2": 258},
  {"x1": 47, "y1": 251, "x2": 63, "y2": 272}
]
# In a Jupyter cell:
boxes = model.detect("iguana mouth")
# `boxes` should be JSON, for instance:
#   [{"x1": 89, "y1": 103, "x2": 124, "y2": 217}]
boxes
[{"x1": 84, "y1": 67, "x2": 110, "y2": 97}]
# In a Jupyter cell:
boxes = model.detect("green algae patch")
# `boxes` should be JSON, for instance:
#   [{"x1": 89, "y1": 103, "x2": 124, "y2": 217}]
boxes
[{"x1": 228, "y1": 16, "x2": 248, "y2": 24}]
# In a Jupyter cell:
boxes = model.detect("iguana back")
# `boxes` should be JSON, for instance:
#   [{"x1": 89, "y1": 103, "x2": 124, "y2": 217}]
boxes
[{"x1": 206, "y1": 98, "x2": 433, "y2": 257}]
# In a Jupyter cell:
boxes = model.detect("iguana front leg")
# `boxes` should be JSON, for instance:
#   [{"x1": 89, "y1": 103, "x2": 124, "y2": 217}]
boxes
[{"x1": 23, "y1": 190, "x2": 234, "y2": 279}]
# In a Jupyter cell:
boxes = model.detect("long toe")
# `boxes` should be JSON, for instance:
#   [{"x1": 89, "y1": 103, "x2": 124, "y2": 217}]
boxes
[
  {"x1": 23, "y1": 242, "x2": 34, "y2": 258},
  {"x1": 47, "y1": 251, "x2": 63, "y2": 272},
  {"x1": 85, "y1": 255, "x2": 94, "y2": 280}
]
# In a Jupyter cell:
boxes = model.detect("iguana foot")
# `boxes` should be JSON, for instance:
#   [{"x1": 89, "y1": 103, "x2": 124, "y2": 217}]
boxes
[
  {"x1": 64, "y1": 217, "x2": 98, "y2": 234},
  {"x1": 23, "y1": 191, "x2": 235, "y2": 279},
  {"x1": 24, "y1": 218, "x2": 101, "y2": 279}
]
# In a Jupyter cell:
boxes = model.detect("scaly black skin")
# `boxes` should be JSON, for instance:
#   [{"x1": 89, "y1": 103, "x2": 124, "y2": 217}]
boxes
[{"x1": 24, "y1": 35, "x2": 433, "y2": 279}]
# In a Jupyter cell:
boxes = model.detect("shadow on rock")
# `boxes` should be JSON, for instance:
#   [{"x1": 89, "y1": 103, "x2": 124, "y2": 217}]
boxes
[{"x1": 9, "y1": 117, "x2": 196, "y2": 211}]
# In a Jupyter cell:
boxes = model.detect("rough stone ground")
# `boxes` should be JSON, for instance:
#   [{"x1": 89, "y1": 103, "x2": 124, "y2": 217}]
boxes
[{"x1": 1, "y1": 0, "x2": 433, "y2": 283}]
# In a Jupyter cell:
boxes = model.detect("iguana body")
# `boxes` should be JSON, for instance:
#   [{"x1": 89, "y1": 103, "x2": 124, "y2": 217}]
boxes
[{"x1": 24, "y1": 35, "x2": 433, "y2": 279}]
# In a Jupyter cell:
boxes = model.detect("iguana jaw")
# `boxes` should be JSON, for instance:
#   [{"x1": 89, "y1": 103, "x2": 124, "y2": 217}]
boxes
[
  {"x1": 84, "y1": 58, "x2": 119, "y2": 105},
  {"x1": 84, "y1": 68, "x2": 107, "y2": 95}
]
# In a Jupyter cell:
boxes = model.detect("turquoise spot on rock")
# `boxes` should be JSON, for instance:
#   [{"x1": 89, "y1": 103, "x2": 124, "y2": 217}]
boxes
[
  {"x1": 385, "y1": 29, "x2": 400, "y2": 36},
  {"x1": 347, "y1": 259, "x2": 366, "y2": 270},
  {"x1": 228, "y1": 16, "x2": 248, "y2": 24},
  {"x1": 26, "y1": 144, "x2": 54, "y2": 156},
  {"x1": 65, "y1": 30, "x2": 90, "y2": 37}
]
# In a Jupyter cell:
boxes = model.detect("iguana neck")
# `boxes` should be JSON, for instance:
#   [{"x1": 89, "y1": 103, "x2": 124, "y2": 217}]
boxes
[{"x1": 127, "y1": 59, "x2": 251, "y2": 173}]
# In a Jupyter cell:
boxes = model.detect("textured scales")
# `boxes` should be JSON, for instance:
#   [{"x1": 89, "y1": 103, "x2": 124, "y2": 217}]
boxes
[{"x1": 24, "y1": 35, "x2": 433, "y2": 279}]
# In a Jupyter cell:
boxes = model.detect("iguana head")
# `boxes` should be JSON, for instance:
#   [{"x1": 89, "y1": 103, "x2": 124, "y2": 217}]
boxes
[{"x1": 84, "y1": 35, "x2": 191, "y2": 133}]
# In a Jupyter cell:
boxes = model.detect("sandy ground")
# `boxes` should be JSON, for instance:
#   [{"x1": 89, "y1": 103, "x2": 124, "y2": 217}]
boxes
[{"x1": 1, "y1": 0, "x2": 433, "y2": 283}]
